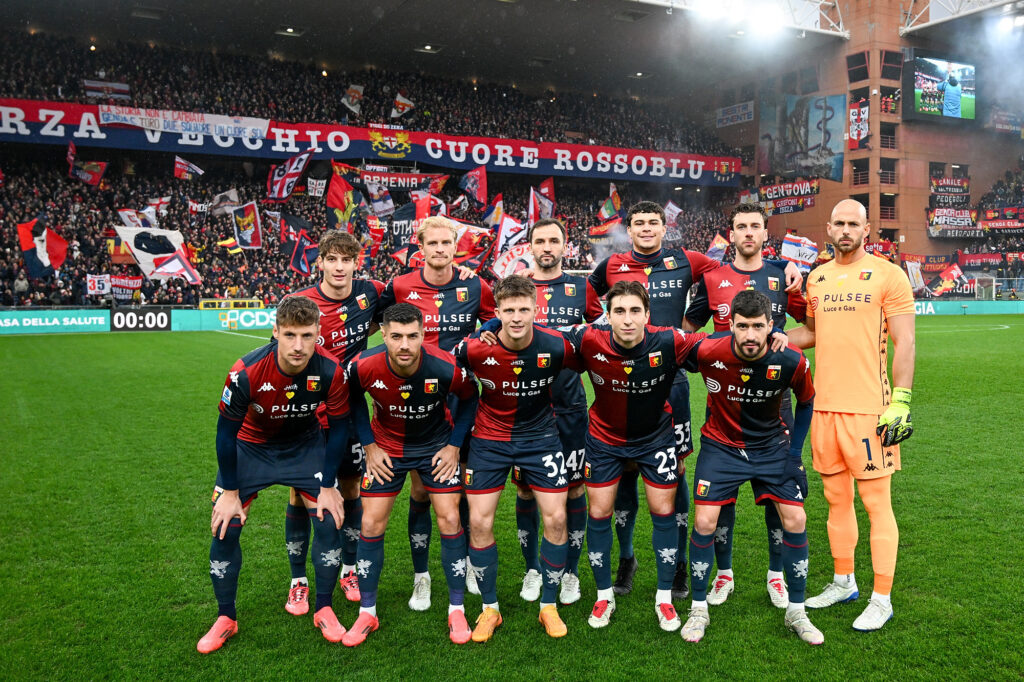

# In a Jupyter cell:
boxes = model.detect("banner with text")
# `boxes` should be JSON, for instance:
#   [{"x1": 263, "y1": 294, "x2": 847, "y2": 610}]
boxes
[
  {"x1": 927, "y1": 208, "x2": 981, "y2": 238},
  {"x1": 715, "y1": 101, "x2": 754, "y2": 128}
]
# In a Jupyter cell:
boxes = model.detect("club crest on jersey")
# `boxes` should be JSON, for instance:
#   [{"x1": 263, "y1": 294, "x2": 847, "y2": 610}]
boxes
[
  {"x1": 512, "y1": 466, "x2": 522, "y2": 482},
  {"x1": 663, "y1": 257, "x2": 677, "y2": 269},
  {"x1": 456, "y1": 287, "x2": 469, "y2": 302},
  {"x1": 464, "y1": 468, "x2": 473, "y2": 486},
  {"x1": 565, "y1": 283, "x2": 576, "y2": 296},
  {"x1": 537, "y1": 353, "x2": 551, "y2": 368},
  {"x1": 769, "y1": 277, "x2": 780, "y2": 291},
  {"x1": 307, "y1": 376, "x2": 321, "y2": 392},
  {"x1": 766, "y1": 365, "x2": 781, "y2": 380},
  {"x1": 649, "y1": 351, "x2": 663, "y2": 367},
  {"x1": 859, "y1": 271, "x2": 873, "y2": 280},
  {"x1": 696, "y1": 479, "x2": 711, "y2": 497},
  {"x1": 584, "y1": 462, "x2": 592, "y2": 479},
  {"x1": 212, "y1": 486, "x2": 224, "y2": 504},
  {"x1": 424, "y1": 379, "x2": 438, "y2": 393},
  {"x1": 361, "y1": 474, "x2": 373, "y2": 490},
  {"x1": 356, "y1": 294, "x2": 369, "y2": 309}
]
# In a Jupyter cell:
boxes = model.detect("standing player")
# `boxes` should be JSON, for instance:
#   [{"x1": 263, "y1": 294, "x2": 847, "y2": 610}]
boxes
[
  {"x1": 787, "y1": 199, "x2": 916, "y2": 631},
  {"x1": 341, "y1": 303, "x2": 479, "y2": 646},
  {"x1": 562, "y1": 281, "x2": 706, "y2": 632},
  {"x1": 587, "y1": 200, "x2": 801, "y2": 600},
  {"x1": 679, "y1": 290, "x2": 822, "y2": 645},
  {"x1": 283, "y1": 230, "x2": 385, "y2": 613},
  {"x1": 198, "y1": 296, "x2": 350, "y2": 653},
  {"x1": 378, "y1": 216, "x2": 495, "y2": 609},
  {"x1": 682, "y1": 203, "x2": 807, "y2": 609},
  {"x1": 513, "y1": 218, "x2": 603, "y2": 605},
  {"x1": 454, "y1": 275, "x2": 579, "y2": 641}
]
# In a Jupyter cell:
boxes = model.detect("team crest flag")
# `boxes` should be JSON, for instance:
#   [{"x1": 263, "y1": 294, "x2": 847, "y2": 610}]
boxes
[
  {"x1": 152, "y1": 247, "x2": 202, "y2": 284},
  {"x1": 17, "y1": 216, "x2": 68, "y2": 279},
  {"x1": 848, "y1": 99, "x2": 870, "y2": 150},
  {"x1": 289, "y1": 229, "x2": 319, "y2": 276},
  {"x1": 366, "y1": 181, "x2": 396, "y2": 217},
  {"x1": 459, "y1": 165, "x2": 488, "y2": 208},
  {"x1": 482, "y1": 193, "x2": 504, "y2": 227},
  {"x1": 598, "y1": 183, "x2": 622, "y2": 220},
  {"x1": 589, "y1": 217, "x2": 618, "y2": 243},
  {"x1": 390, "y1": 92, "x2": 415, "y2": 118},
  {"x1": 232, "y1": 202, "x2": 263, "y2": 249},
  {"x1": 706, "y1": 233, "x2": 729, "y2": 262},
  {"x1": 342, "y1": 84, "x2": 365, "y2": 115},
  {"x1": 174, "y1": 156, "x2": 204, "y2": 180},
  {"x1": 69, "y1": 159, "x2": 108, "y2": 186},
  {"x1": 267, "y1": 148, "x2": 314, "y2": 202}
]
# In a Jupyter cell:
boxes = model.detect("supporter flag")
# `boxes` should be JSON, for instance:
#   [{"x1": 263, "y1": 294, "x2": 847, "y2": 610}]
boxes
[
  {"x1": 366, "y1": 181, "x2": 396, "y2": 217},
  {"x1": 267, "y1": 148, "x2": 314, "y2": 202},
  {"x1": 17, "y1": 216, "x2": 68, "y2": 279},
  {"x1": 451, "y1": 219, "x2": 495, "y2": 268},
  {"x1": 232, "y1": 202, "x2": 263, "y2": 249},
  {"x1": 429, "y1": 174, "x2": 450, "y2": 195},
  {"x1": 598, "y1": 183, "x2": 623, "y2": 220},
  {"x1": 187, "y1": 199, "x2": 209, "y2": 225},
  {"x1": 849, "y1": 99, "x2": 869, "y2": 151},
  {"x1": 69, "y1": 159, "x2": 108, "y2": 186},
  {"x1": 217, "y1": 236, "x2": 243, "y2": 255},
  {"x1": 781, "y1": 234, "x2": 819, "y2": 273},
  {"x1": 326, "y1": 162, "x2": 356, "y2": 219},
  {"x1": 0, "y1": 167, "x2": 4, "y2": 187},
  {"x1": 174, "y1": 156, "x2": 205, "y2": 180},
  {"x1": 458, "y1": 166, "x2": 487, "y2": 208},
  {"x1": 210, "y1": 189, "x2": 240, "y2": 216},
  {"x1": 112, "y1": 225, "x2": 185, "y2": 277},
  {"x1": 104, "y1": 228, "x2": 135, "y2": 265},
  {"x1": 664, "y1": 200, "x2": 682, "y2": 228},
  {"x1": 491, "y1": 243, "x2": 535, "y2": 278},
  {"x1": 448, "y1": 195, "x2": 468, "y2": 212},
  {"x1": 905, "y1": 260, "x2": 926, "y2": 292},
  {"x1": 539, "y1": 177, "x2": 555, "y2": 204},
  {"x1": 66, "y1": 141, "x2": 76, "y2": 167},
  {"x1": 390, "y1": 92, "x2": 415, "y2": 118},
  {"x1": 342, "y1": 84, "x2": 365, "y2": 115},
  {"x1": 152, "y1": 248, "x2": 203, "y2": 284},
  {"x1": 366, "y1": 215, "x2": 385, "y2": 256},
  {"x1": 82, "y1": 79, "x2": 131, "y2": 99},
  {"x1": 928, "y1": 263, "x2": 967, "y2": 297},
  {"x1": 263, "y1": 210, "x2": 281, "y2": 240},
  {"x1": 280, "y1": 212, "x2": 311, "y2": 247},
  {"x1": 140, "y1": 205, "x2": 159, "y2": 228},
  {"x1": 705, "y1": 233, "x2": 729, "y2": 262},
  {"x1": 86, "y1": 274, "x2": 111, "y2": 295},
  {"x1": 147, "y1": 195, "x2": 171, "y2": 216},
  {"x1": 289, "y1": 230, "x2": 319, "y2": 276},
  {"x1": 529, "y1": 187, "x2": 554, "y2": 224},
  {"x1": 818, "y1": 243, "x2": 836, "y2": 263},
  {"x1": 589, "y1": 218, "x2": 618, "y2": 244},
  {"x1": 495, "y1": 214, "x2": 527, "y2": 252},
  {"x1": 482, "y1": 193, "x2": 504, "y2": 228},
  {"x1": 307, "y1": 177, "x2": 327, "y2": 197},
  {"x1": 118, "y1": 209, "x2": 148, "y2": 229}
]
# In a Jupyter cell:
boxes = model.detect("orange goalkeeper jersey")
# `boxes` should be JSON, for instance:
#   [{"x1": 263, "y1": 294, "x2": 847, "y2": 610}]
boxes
[{"x1": 805, "y1": 255, "x2": 914, "y2": 415}]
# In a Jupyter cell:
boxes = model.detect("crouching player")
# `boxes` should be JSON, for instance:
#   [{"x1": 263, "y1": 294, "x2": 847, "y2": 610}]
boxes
[
  {"x1": 198, "y1": 295, "x2": 350, "y2": 653},
  {"x1": 342, "y1": 303, "x2": 479, "y2": 646},
  {"x1": 680, "y1": 290, "x2": 822, "y2": 645}
]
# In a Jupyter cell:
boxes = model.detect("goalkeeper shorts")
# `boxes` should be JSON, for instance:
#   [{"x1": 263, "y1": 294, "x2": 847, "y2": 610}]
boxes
[{"x1": 811, "y1": 411, "x2": 901, "y2": 480}]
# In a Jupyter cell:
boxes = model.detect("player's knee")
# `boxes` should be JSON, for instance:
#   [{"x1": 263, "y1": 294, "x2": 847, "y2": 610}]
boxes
[
  {"x1": 541, "y1": 508, "x2": 567, "y2": 534},
  {"x1": 779, "y1": 505, "x2": 806, "y2": 533},
  {"x1": 361, "y1": 513, "x2": 387, "y2": 537},
  {"x1": 434, "y1": 507, "x2": 462, "y2": 536},
  {"x1": 693, "y1": 507, "x2": 719, "y2": 536}
]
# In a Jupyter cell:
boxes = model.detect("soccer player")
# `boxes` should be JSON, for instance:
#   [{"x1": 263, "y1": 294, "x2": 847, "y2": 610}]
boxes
[
  {"x1": 787, "y1": 199, "x2": 916, "y2": 631},
  {"x1": 682, "y1": 203, "x2": 808, "y2": 609},
  {"x1": 678, "y1": 290, "x2": 822, "y2": 645},
  {"x1": 513, "y1": 218, "x2": 603, "y2": 605},
  {"x1": 453, "y1": 275, "x2": 579, "y2": 641},
  {"x1": 198, "y1": 295, "x2": 350, "y2": 653},
  {"x1": 587, "y1": 201, "x2": 801, "y2": 600},
  {"x1": 936, "y1": 70, "x2": 962, "y2": 119},
  {"x1": 341, "y1": 303, "x2": 479, "y2": 646},
  {"x1": 283, "y1": 230, "x2": 385, "y2": 613},
  {"x1": 378, "y1": 216, "x2": 495, "y2": 609},
  {"x1": 561, "y1": 281, "x2": 706, "y2": 632}
]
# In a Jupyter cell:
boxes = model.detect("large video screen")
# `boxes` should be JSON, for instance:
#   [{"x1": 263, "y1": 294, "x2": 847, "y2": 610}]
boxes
[{"x1": 909, "y1": 56, "x2": 976, "y2": 121}]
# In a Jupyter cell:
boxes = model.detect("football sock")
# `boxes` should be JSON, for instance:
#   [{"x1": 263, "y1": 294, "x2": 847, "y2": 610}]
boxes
[
  {"x1": 821, "y1": 470, "x2": 858, "y2": 575},
  {"x1": 716, "y1": 568, "x2": 734, "y2": 579},
  {"x1": 469, "y1": 543, "x2": 499, "y2": 605},
  {"x1": 565, "y1": 494, "x2": 588, "y2": 576},
  {"x1": 765, "y1": 502, "x2": 784, "y2": 572},
  {"x1": 870, "y1": 591, "x2": 892, "y2": 607},
  {"x1": 714, "y1": 503, "x2": 735, "y2": 571},
  {"x1": 781, "y1": 530, "x2": 809, "y2": 604},
  {"x1": 408, "y1": 497, "x2": 432, "y2": 575},
  {"x1": 689, "y1": 530, "x2": 716, "y2": 601},
  {"x1": 483, "y1": 602, "x2": 500, "y2": 613},
  {"x1": 284, "y1": 503, "x2": 310, "y2": 580},
  {"x1": 767, "y1": 570, "x2": 784, "y2": 581},
  {"x1": 858, "y1": 475, "x2": 898, "y2": 596},
  {"x1": 587, "y1": 514, "x2": 614, "y2": 590},
  {"x1": 458, "y1": 494, "x2": 471, "y2": 538},
  {"x1": 440, "y1": 529, "x2": 468, "y2": 607},
  {"x1": 539, "y1": 537, "x2": 567, "y2": 604},
  {"x1": 356, "y1": 532, "x2": 384, "y2": 610},
  {"x1": 650, "y1": 511, "x2": 678, "y2": 590},
  {"x1": 342, "y1": 564, "x2": 355, "y2": 577},
  {"x1": 360, "y1": 605, "x2": 377, "y2": 617},
  {"x1": 835, "y1": 573, "x2": 856, "y2": 588},
  {"x1": 311, "y1": 512, "x2": 343, "y2": 612},
  {"x1": 341, "y1": 498, "x2": 362, "y2": 567},
  {"x1": 597, "y1": 587, "x2": 614, "y2": 602},
  {"x1": 290, "y1": 577, "x2": 307, "y2": 589},
  {"x1": 209, "y1": 519, "x2": 243, "y2": 621},
  {"x1": 515, "y1": 495, "x2": 541, "y2": 572},
  {"x1": 614, "y1": 471, "x2": 640, "y2": 559},
  {"x1": 674, "y1": 472, "x2": 690, "y2": 570},
  {"x1": 656, "y1": 588, "x2": 672, "y2": 604},
  {"x1": 448, "y1": 604, "x2": 464, "y2": 614}
]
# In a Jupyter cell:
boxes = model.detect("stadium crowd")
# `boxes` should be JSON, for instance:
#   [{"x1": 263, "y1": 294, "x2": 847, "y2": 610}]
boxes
[{"x1": 0, "y1": 30, "x2": 739, "y2": 158}]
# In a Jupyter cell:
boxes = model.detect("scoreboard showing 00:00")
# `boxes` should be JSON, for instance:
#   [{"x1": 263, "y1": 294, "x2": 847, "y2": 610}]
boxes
[{"x1": 111, "y1": 308, "x2": 172, "y2": 332}]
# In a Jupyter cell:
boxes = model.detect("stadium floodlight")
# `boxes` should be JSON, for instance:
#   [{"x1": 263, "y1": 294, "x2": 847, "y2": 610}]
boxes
[
  {"x1": 1016, "y1": 15, "x2": 1024, "y2": 26},
  {"x1": 997, "y1": 16, "x2": 1013, "y2": 31},
  {"x1": 750, "y1": 3, "x2": 786, "y2": 35}
]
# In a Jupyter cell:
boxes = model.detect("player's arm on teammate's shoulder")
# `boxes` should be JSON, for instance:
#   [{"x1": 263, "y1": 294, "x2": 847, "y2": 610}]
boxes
[
  {"x1": 477, "y1": 278, "x2": 496, "y2": 322},
  {"x1": 456, "y1": 265, "x2": 477, "y2": 280},
  {"x1": 319, "y1": 360, "x2": 351, "y2": 528},
  {"x1": 584, "y1": 281, "x2": 604, "y2": 322},
  {"x1": 587, "y1": 258, "x2": 610, "y2": 296},
  {"x1": 785, "y1": 315, "x2": 815, "y2": 349},
  {"x1": 213, "y1": 361, "x2": 249, "y2": 538},
  {"x1": 673, "y1": 327, "x2": 707, "y2": 366},
  {"x1": 786, "y1": 286, "x2": 809, "y2": 323},
  {"x1": 683, "y1": 279, "x2": 711, "y2": 331},
  {"x1": 560, "y1": 332, "x2": 584, "y2": 374},
  {"x1": 375, "y1": 279, "x2": 397, "y2": 322}
]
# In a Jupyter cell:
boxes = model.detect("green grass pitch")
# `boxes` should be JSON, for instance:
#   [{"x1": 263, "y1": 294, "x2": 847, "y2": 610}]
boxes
[
  {"x1": 2, "y1": 315, "x2": 1022, "y2": 679},
  {"x1": 913, "y1": 89, "x2": 976, "y2": 120}
]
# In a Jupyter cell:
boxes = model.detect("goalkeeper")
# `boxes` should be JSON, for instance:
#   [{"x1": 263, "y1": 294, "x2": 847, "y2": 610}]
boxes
[{"x1": 787, "y1": 199, "x2": 916, "y2": 633}]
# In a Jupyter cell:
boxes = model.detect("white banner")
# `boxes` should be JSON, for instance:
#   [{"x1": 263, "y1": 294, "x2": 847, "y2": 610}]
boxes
[
  {"x1": 98, "y1": 105, "x2": 270, "y2": 139},
  {"x1": 86, "y1": 274, "x2": 111, "y2": 295},
  {"x1": 715, "y1": 101, "x2": 754, "y2": 128},
  {"x1": 905, "y1": 260, "x2": 926, "y2": 291},
  {"x1": 307, "y1": 177, "x2": 326, "y2": 197},
  {"x1": 491, "y1": 243, "x2": 535, "y2": 278},
  {"x1": 781, "y1": 234, "x2": 819, "y2": 273},
  {"x1": 113, "y1": 226, "x2": 185, "y2": 277}
]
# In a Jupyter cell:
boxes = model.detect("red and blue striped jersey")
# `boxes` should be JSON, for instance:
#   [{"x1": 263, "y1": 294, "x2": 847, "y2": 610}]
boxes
[
  {"x1": 588, "y1": 248, "x2": 719, "y2": 327},
  {"x1": 685, "y1": 263, "x2": 807, "y2": 331},
  {"x1": 454, "y1": 325, "x2": 578, "y2": 441},
  {"x1": 563, "y1": 325, "x2": 704, "y2": 448},
  {"x1": 218, "y1": 342, "x2": 349, "y2": 444},
  {"x1": 379, "y1": 269, "x2": 495, "y2": 351},
  {"x1": 348, "y1": 345, "x2": 477, "y2": 458},
  {"x1": 531, "y1": 273, "x2": 604, "y2": 413},
  {"x1": 290, "y1": 279, "x2": 386, "y2": 365},
  {"x1": 685, "y1": 332, "x2": 814, "y2": 449}
]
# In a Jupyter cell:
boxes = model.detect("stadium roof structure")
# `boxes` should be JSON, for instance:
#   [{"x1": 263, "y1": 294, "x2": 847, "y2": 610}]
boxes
[
  {"x1": 6, "y1": 0, "x2": 847, "y2": 98},
  {"x1": 899, "y1": 0, "x2": 1022, "y2": 35}
]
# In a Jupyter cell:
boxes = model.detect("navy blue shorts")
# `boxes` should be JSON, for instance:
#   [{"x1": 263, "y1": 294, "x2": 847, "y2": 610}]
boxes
[
  {"x1": 583, "y1": 432, "x2": 679, "y2": 490},
  {"x1": 359, "y1": 454, "x2": 462, "y2": 497},
  {"x1": 693, "y1": 436, "x2": 806, "y2": 507},
  {"x1": 214, "y1": 432, "x2": 323, "y2": 505},
  {"x1": 670, "y1": 369, "x2": 694, "y2": 456},
  {"x1": 466, "y1": 434, "x2": 567, "y2": 494}
]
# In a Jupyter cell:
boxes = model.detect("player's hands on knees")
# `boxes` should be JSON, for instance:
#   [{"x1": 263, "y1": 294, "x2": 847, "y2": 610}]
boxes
[
  {"x1": 365, "y1": 443, "x2": 394, "y2": 483},
  {"x1": 211, "y1": 490, "x2": 245, "y2": 540},
  {"x1": 876, "y1": 387, "x2": 913, "y2": 446},
  {"x1": 432, "y1": 444, "x2": 460, "y2": 482},
  {"x1": 456, "y1": 265, "x2": 478, "y2": 280},
  {"x1": 317, "y1": 486, "x2": 345, "y2": 529},
  {"x1": 769, "y1": 331, "x2": 789, "y2": 352},
  {"x1": 783, "y1": 262, "x2": 803, "y2": 293}
]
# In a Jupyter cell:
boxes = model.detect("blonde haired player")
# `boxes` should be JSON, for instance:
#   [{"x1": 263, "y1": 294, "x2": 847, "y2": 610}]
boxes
[{"x1": 787, "y1": 199, "x2": 915, "y2": 631}]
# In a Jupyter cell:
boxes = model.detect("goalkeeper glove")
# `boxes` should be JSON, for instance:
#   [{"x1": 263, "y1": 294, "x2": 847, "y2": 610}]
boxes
[{"x1": 876, "y1": 387, "x2": 913, "y2": 447}]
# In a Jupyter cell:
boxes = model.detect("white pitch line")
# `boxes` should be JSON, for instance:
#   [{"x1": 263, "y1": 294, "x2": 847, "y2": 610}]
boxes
[
  {"x1": 216, "y1": 329, "x2": 270, "y2": 339},
  {"x1": 918, "y1": 325, "x2": 1011, "y2": 333}
]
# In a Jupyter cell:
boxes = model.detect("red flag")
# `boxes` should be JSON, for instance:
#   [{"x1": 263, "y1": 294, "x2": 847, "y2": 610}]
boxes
[
  {"x1": 69, "y1": 160, "x2": 108, "y2": 186},
  {"x1": 66, "y1": 141, "x2": 76, "y2": 167},
  {"x1": 17, "y1": 218, "x2": 68, "y2": 278},
  {"x1": 539, "y1": 177, "x2": 555, "y2": 203},
  {"x1": 458, "y1": 166, "x2": 487, "y2": 207},
  {"x1": 267, "y1": 149, "x2": 314, "y2": 202},
  {"x1": 326, "y1": 162, "x2": 355, "y2": 211},
  {"x1": 152, "y1": 248, "x2": 203, "y2": 284},
  {"x1": 414, "y1": 194, "x2": 431, "y2": 222}
]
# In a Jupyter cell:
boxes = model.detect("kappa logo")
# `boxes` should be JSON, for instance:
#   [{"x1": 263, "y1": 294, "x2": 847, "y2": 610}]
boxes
[
  {"x1": 711, "y1": 361, "x2": 727, "y2": 370},
  {"x1": 595, "y1": 353, "x2": 608, "y2": 363},
  {"x1": 815, "y1": 274, "x2": 826, "y2": 283},
  {"x1": 372, "y1": 380, "x2": 387, "y2": 390},
  {"x1": 407, "y1": 291, "x2": 421, "y2": 300},
  {"x1": 718, "y1": 280, "x2": 733, "y2": 288},
  {"x1": 229, "y1": 371, "x2": 239, "y2": 385},
  {"x1": 617, "y1": 263, "x2": 631, "y2": 272},
  {"x1": 259, "y1": 382, "x2": 274, "y2": 392},
  {"x1": 483, "y1": 356, "x2": 499, "y2": 366}
]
